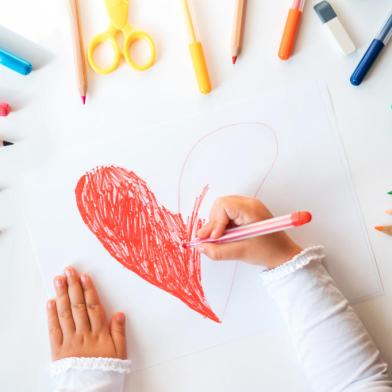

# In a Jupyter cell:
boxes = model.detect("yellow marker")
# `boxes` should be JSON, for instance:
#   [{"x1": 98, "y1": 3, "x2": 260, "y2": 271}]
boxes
[
  {"x1": 182, "y1": 0, "x2": 212, "y2": 94},
  {"x1": 88, "y1": 0, "x2": 156, "y2": 74}
]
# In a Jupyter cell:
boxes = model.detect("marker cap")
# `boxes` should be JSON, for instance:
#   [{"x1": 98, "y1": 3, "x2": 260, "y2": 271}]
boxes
[{"x1": 189, "y1": 42, "x2": 212, "y2": 94}]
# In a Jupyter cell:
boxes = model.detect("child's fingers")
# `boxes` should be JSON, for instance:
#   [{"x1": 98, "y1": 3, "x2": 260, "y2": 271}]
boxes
[
  {"x1": 80, "y1": 273, "x2": 107, "y2": 333},
  {"x1": 64, "y1": 267, "x2": 91, "y2": 333},
  {"x1": 110, "y1": 312, "x2": 127, "y2": 359},
  {"x1": 197, "y1": 222, "x2": 214, "y2": 239},
  {"x1": 54, "y1": 275, "x2": 76, "y2": 335},
  {"x1": 47, "y1": 299, "x2": 63, "y2": 350},
  {"x1": 198, "y1": 241, "x2": 246, "y2": 261},
  {"x1": 209, "y1": 202, "x2": 231, "y2": 239}
]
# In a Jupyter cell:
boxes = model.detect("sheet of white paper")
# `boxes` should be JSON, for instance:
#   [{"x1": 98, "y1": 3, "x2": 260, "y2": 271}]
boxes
[{"x1": 22, "y1": 81, "x2": 382, "y2": 370}]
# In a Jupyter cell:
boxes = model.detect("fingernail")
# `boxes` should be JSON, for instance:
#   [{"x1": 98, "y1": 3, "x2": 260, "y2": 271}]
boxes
[
  {"x1": 211, "y1": 230, "x2": 219, "y2": 238},
  {"x1": 116, "y1": 312, "x2": 125, "y2": 323},
  {"x1": 47, "y1": 300, "x2": 55, "y2": 310},
  {"x1": 64, "y1": 267, "x2": 74, "y2": 278},
  {"x1": 196, "y1": 246, "x2": 205, "y2": 254},
  {"x1": 55, "y1": 276, "x2": 64, "y2": 288},
  {"x1": 80, "y1": 274, "x2": 89, "y2": 288}
]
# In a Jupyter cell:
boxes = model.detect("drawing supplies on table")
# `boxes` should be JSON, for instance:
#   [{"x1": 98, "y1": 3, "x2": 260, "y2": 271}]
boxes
[
  {"x1": 313, "y1": 1, "x2": 355, "y2": 55},
  {"x1": 0, "y1": 139, "x2": 14, "y2": 147},
  {"x1": 0, "y1": 47, "x2": 32, "y2": 75},
  {"x1": 185, "y1": 211, "x2": 312, "y2": 248},
  {"x1": 279, "y1": 0, "x2": 306, "y2": 60},
  {"x1": 0, "y1": 103, "x2": 11, "y2": 116},
  {"x1": 231, "y1": 0, "x2": 247, "y2": 64},
  {"x1": 375, "y1": 225, "x2": 392, "y2": 236},
  {"x1": 350, "y1": 12, "x2": 392, "y2": 86},
  {"x1": 182, "y1": 0, "x2": 212, "y2": 94},
  {"x1": 88, "y1": 0, "x2": 156, "y2": 74},
  {"x1": 68, "y1": 0, "x2": 88, "y2": 105}
]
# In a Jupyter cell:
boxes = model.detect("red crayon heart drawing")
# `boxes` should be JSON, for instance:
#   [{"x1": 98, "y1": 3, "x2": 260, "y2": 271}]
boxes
[{"x1": 75, "y1": 166, "x2": 220, "y2": 322}]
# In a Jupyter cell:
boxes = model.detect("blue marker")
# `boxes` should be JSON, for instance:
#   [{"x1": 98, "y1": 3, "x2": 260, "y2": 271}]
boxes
[
  {"x1": 0, "y1": 47, "x2": 32, "y2": 75},
  {"x1": 350, "y1": 13, "x2": 392, "y2": 86}
]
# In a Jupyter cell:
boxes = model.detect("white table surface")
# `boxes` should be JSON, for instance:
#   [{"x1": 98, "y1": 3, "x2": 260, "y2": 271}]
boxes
[{"x1": 1, "y1": 1, "x2": 392, "y2": 391}]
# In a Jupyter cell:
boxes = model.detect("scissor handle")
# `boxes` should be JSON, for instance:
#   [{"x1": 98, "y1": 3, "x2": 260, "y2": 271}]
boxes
[
  {"x1": 88, "y1": 29, "x2": 121, "y2": 75},
  {"x1": 123, "y1": 30, "x2": 156, "y2": 71}
]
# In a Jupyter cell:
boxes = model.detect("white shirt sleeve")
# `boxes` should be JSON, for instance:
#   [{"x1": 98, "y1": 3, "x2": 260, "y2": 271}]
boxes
[
  {"x1": 50, "y1": 357, "x2": 131, "y2": 392},
  {"x1": 261, "y1": 246, "x2": 392, "y2": 392}
]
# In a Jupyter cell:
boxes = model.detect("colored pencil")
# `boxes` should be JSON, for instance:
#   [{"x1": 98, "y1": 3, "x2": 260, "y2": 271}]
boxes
[
  {"x1": 375, "y1": 226, "x2": 392, "y2": 236},
  {"x1": 68, "y1": 0, "x2": 88, "y2": 104},
  {"x1": 231, "y1": 0, "x2": 247, "y2": 64},
  {"x1": 185, "y1": 211, "x2": 312, "y2": 248},
  {"x1": 1, "y1": 140, "x2": 14, "y2": 147}
]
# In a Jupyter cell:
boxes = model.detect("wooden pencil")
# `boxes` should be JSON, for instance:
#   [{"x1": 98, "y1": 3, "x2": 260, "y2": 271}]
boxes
[
  {"x1": 375, "y1": 226, "x2": 392, "y2": 236},
  {"x1": 231, "y1": 0, "x2": 247, "y2": 64},
  {"x1": 68, "y1": 0, "x2": 88, "y2": 105}
]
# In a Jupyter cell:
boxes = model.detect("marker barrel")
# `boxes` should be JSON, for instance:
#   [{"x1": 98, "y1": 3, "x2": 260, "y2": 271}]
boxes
[
  {"x1": 189, "y1": 42, "x2": 211, "y2": 94},
  {"x1": 279, "y1": 8, "x2": 303, "y2": 60},
  {"x1": 350, "y1": 39, "x2": 384, "y2": 86},
  {"x1": 377, "y1": 14, "x2": 392, "y2": 44}
]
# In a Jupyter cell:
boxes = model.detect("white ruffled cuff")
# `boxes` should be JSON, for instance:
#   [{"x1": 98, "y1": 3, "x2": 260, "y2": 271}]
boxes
[
  {"x1": 50, "y1": 357, "x2": 132, "y2": 377},
  {"x1": 260, "y1": 246, "x2": 325, "y2": 285}
]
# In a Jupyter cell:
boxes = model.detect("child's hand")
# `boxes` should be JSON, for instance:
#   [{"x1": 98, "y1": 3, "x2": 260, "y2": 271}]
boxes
[
  {"x1": 47, "y1": 267, "x2": 127, "y2": 361},
  {"x1": 197, "y1": 196, "x2": 302, "y2": 269}
]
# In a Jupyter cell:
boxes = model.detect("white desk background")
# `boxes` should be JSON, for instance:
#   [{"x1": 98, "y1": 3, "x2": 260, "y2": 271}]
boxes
[{"x1": 1, "y1": 1, "x2": 392, "y2": 391}]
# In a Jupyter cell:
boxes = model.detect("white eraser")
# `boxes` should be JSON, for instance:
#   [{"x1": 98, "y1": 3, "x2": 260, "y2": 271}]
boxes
[{"x1": 314, "y1": 1, "x2": 356, "y2": 55}]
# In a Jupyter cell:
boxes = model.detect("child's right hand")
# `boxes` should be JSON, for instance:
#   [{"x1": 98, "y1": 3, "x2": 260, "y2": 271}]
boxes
[{"x1": 197, "y1": 196, "x2": 302, "y2": 269}]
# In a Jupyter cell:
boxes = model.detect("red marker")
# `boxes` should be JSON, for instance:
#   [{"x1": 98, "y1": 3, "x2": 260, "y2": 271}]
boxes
[{"x1": 185, "y1": 211, "x2": 312, "y2": 247}]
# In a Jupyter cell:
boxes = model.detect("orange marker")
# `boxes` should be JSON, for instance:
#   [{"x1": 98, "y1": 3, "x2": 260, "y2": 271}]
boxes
[
  {"x1": 279, "y1": 0, "x2": 306, "y2": 60},
  {"x1": 375, "y1": 226, "x2": 392, "y2": 236}
]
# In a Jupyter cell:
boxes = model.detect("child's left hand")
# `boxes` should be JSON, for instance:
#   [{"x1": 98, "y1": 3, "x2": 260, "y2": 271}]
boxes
[{"x1": 47, "y1": 266, "x2": 127, "y2": 361}]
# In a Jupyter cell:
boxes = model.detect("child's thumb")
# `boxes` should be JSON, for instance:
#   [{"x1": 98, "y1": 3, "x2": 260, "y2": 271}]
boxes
[
  {"x1": 198, "y1": 241, "x2": 245, "y2": 261},
  {"x1": 110, "y1": 312, "x2": 127, "y2": 359}
]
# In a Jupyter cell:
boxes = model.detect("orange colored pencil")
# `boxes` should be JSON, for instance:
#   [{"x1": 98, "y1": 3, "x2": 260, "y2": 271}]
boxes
[{"x1": 231, "y1": 0, "x2": 247, "y2": 64}]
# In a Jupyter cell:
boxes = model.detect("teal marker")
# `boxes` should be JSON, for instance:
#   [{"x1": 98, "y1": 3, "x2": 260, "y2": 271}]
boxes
[{"x1": 0, "y1": 47, "x2": 32, "y2": 75}]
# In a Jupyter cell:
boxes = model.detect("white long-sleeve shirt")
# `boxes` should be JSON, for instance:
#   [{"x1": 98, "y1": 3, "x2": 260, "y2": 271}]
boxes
[{"x1": 50, "y1": 246, "x2": 392, "y2": 391}]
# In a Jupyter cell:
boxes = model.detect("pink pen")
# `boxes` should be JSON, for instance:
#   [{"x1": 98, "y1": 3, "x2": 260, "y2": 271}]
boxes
[
  {"x1": 185, "y1": 211, "x2": 312, "y2": 248},
  {"x1": 279, "y1": 0, "x2": 306, "y2": 60}
]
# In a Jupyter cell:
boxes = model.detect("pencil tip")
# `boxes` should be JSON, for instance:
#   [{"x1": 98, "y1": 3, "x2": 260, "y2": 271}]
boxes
[
  {"x1": 2, "y1": 141, "x2": 14, "y2": 147},
  {"x1": 232, "y1": 56, "x2": 237, "y2": 65},
  {"x1": 81, "y1": 96, "x2": 86, "y2": 105}
]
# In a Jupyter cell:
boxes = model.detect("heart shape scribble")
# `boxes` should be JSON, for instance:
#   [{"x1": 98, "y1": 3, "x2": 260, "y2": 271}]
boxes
[{"x1": 75, "y1": 166, "x2": 220, "y2": 322}]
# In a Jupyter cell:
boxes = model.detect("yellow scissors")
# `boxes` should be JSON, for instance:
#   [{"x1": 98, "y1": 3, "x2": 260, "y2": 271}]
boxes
[{"x1": 88, "y1": 0, "x2": 156, "y2": 74}]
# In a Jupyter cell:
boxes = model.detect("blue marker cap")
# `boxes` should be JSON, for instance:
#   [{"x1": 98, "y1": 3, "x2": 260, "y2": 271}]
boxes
[{"x1": 0, "y1": 47, "x2": 32, "y2": 75}]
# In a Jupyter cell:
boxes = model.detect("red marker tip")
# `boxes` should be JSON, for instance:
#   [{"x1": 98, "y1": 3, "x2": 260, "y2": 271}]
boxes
[
  {"x1": 232, "y1": 56, "x2": 237, "y2": 65},
  {"x1": 81, "y1": 96, "x2": 86, "y2": 105}
]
